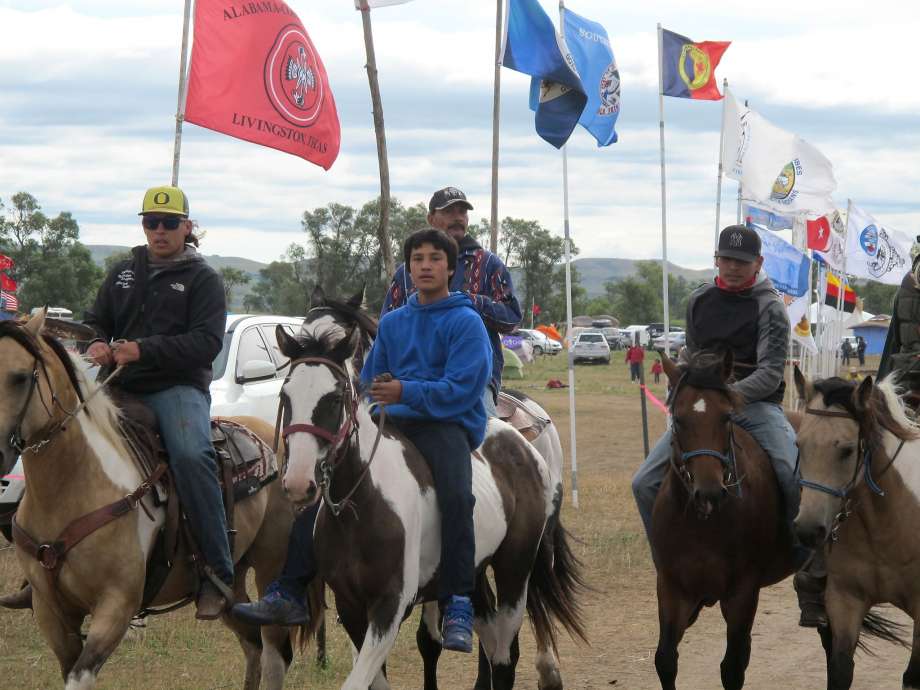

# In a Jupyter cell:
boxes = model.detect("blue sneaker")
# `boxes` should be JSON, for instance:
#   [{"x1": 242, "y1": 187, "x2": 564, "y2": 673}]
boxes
[
  {"x1": 231, "y1": 582, "x2": 309, "y2": 627},
  {"x1": 441, "y1": 595, "x2": 474, "y2": 653}
]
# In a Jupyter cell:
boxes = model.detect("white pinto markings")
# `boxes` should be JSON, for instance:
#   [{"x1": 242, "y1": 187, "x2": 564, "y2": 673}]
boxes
[
  {"x1": 421, "y1": 601, "x2": 441, "y2": 644},
  {"x1": 281, "y1": 365, "x2": 337, "y2": 501},
  {"x1": 75, "y1": 401, "x2": 162, "y2": 558},
  {"x1": 490, "y1": 594, "x2": 529, "y2": 665},
  {"x1": 300, "y1": 314, "x2": 346, "y2": 345},
  {"x1": 64, "y1": 670, "x2": 96, "y2": 690},
  {"x1": 875, "y1": 379, "x2": 920, "y2": 509},
  {"x1": 693, "y1": 398, "x2": 707, "y2": 414}
]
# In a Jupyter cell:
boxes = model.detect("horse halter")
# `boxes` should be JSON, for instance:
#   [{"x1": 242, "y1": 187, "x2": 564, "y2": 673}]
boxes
[
  {"x1": 799, "y1": 406, "x2": 903, "y2": 543},
  {"x1": 668, "y1": 374, "x2": 742, "y2": 503}
]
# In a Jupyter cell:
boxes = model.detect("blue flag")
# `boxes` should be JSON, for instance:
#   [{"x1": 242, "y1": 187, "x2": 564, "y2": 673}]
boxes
[
  {"x1": 560, "y1": 8, "x2": 619, "y2": 146},
  {"x1": 751, "y1": 227, "x2": 810, "y2": 298},
  {"x1": 501, "y1": 0, "x2": 587, "y2": 149}
]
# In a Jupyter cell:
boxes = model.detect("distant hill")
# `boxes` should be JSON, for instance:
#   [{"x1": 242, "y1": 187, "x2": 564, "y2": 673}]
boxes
[{"x1": 86, "y1": 246, "x2": 711, "y2": 302}]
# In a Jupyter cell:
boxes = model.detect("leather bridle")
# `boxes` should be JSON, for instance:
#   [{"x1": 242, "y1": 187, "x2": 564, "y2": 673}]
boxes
[{"x1": 275, "y1": 355, "x2": 385, "y2": 517}]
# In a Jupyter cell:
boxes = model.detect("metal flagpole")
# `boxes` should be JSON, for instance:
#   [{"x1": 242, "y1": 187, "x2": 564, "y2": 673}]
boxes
[
  {"x1": 171, "y1": 0, "x2": 194, "y2": 186},
  {"x1": 490, "y1": 0, "x2": 503, "y2": 253},
  {"x1": 359, "y1": 0, "x2": 395, "y2": 279},
  {"x1": 736, "y1": 98, "x2": 749, "y2": 225},
  {"x1": 657, "y1": 23, "x2": 671, "y2": 352},
  {"x1": 714, "y1": 78, "x2": 728, "y2": 250},
  {"x1": 561, "y1": 2, "x2": 578, "y2": 509}
]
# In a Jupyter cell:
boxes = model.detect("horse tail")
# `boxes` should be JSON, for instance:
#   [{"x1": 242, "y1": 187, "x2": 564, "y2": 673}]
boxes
[
  {"x1": 294, "y1": 579, "x2": 327, "y2": 652},
  {"x1": 857, "y1": 608, "x2": 910, "y2": 654},
  {"x1": 526, "y1": 519, "x2": 589, "y2": 654}
]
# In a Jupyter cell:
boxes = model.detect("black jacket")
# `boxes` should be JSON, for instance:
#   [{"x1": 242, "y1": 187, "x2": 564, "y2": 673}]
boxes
[{"x1": 83, "y1": 245, "x2": 226, "y2": 394}]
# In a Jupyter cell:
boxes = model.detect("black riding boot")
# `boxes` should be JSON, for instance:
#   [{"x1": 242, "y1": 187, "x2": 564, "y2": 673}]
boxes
[{"x1": 794, "y1": 548, "x2": 828, "y2": 628}]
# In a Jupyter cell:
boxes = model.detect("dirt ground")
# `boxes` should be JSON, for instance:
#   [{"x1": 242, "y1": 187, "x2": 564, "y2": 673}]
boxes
[{"x1": 0, "y1": 355, "x2": 911, "y2": 689}]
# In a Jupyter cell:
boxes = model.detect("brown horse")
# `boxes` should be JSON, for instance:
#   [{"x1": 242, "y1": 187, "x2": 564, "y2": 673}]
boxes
[
  {"x1": 0, "y1": 312, "x2": 312, "y2": 689},
  {"x1": 653, "y1": 351, "x2": 795, "y2": 690},
  {"x1": 793, "y1": 369, "x2": 914, "y2": 689}
]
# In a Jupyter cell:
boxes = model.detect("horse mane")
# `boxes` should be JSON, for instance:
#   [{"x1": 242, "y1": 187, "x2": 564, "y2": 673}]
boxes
[
  {"x1": 0, "y1": 320, "x2": 140, "y2": 465},
  {"x1": 298, "y1": 297, "x2": 379, "y2": 371},
  {"x1": 813, "y1": 376, "x2": 920, "y2": 442},
  {"x1": 676, "y1": 350, "x2": 743, "y2": 409}
]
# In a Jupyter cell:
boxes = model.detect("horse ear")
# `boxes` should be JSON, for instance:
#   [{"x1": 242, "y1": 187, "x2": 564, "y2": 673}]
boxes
[
  {"x1": 346, "y1": 285, "x2": 365, "y2": 310},
  {"x1": 721, "y1": 349, "x2": 734, "y2": 382},
  {"x1": 793, "y1": 364, "x2": 814, "y2": 405},
  {"x1": 24, "y1": 306, "x2": 47, "y2": 336},
  {"x1": 310, "y1": 285, "x2": 326, "y2": 309},
  {"x1": 276, "y1": 324, "x2": 301, "y2": 359},
  {"x1": 853, "y1": 375, "x2": 874, "y2": 413},
  {"x1": 660, "y1": 352, "x2": 681, "y2": 386}
]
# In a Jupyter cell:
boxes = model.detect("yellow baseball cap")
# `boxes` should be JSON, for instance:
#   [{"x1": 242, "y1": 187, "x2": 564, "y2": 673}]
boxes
[{"x1": 139, "y1": 186, "x2": 189, "y2": 216}]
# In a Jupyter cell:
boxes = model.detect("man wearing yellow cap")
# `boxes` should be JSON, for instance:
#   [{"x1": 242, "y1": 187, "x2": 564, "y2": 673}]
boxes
[{"x1": 82, "y1": 186, "x2": 232, "y2": 619}]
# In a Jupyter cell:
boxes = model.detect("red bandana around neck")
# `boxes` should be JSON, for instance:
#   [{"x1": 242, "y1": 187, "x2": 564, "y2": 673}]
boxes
[{"x1": 715, "y1": 274, "x2": 758, "y2": 293}]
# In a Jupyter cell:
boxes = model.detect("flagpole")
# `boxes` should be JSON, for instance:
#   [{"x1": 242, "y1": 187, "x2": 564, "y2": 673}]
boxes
[
  {"x1": 358, "y1": 1, "x2": 395, "y2": 280},
  {"x1": 490, "y1": 0, "x2": 503, "y2": 253},
  {"x1": 560, "y1": 2, "x2": 578, "y2": 509},
  {"x1": 171, "y1": 0, "x2": 194, "y2": 186},
  {"x1": 714, "y1": 78, "x2": 728, "y2": 250},
  {"x1": 736, "y1": 98, "x2": 748, "y2": 224},
  {"x1": 657, "y1": 23, "x2": 671, "y2": 352}
]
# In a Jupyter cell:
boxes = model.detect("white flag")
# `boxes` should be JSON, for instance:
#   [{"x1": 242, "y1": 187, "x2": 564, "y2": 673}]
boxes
[
  {"x1": 783, "y1": 292, "x2": 818, "y2": 354},
  {"x1": 813, "y1": 228, "x2": 846, "y2": 272},
  {"x1": 722, "y1": 87, "x2": 836, "y2": 215},
  {"x1": 354, "y1": 0, "x2": 412, "y2": 7},
  {"x1": 845, "y1": 204, "x2": 914, "y2": 286}
]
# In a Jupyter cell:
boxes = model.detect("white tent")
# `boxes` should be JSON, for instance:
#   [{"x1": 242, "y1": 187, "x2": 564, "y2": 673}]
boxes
[{"x1": 808, "y1": 302, "x2": 874, "y2": 329}]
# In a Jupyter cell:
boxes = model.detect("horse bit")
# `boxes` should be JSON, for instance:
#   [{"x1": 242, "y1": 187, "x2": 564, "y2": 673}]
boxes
[{"x1": 798, "y1": 406, "x2": 902, "y2": 543}]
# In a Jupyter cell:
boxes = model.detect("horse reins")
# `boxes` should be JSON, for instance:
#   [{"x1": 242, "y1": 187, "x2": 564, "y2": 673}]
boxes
[
  {"x1": 799, "y1": 406, "x2": 905, "y2": 543},
  {"x1": 275, "y1": 355, "x2": 386, "y2": 518}
]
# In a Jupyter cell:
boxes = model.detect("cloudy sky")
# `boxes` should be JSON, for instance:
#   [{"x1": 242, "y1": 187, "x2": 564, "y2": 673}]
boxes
[{"x1": 2, "y1": 0, "x2": 918, "y2": 269}]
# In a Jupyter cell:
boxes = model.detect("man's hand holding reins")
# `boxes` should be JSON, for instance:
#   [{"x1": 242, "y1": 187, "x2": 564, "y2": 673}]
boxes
[
  {"x1": 87, "y1": 341, "x2": 114, "y2": 367},
  {"x1": 112, "y1": 340, "x2": 141, "y2": 366}
]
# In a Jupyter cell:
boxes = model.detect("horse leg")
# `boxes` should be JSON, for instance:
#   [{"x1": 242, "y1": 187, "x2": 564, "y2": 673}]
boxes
[
  {"x1": 654, "y1": 575, "x2": 700, "y2": 690},
  {"x1": 62, "y1": 596, "x2": 135, "y2": 689},
  {"x1": 718, "y1": 583, "x2": 759, "y2": 690},
  {"x1": 476, "y1": 583, "x2": 526, "y2": 690},
  {"x1": 534, "y1": 639, "x2": 562, "y2": 690},
  {"x1": 901, "y1": 617, "x2": 920, "y2": 689},
  {"x1": 824, "y1": 589, "x2": 865, "y2": 690},
  {"x1": 339, "y1": 595, "x2": 409, "y2": 690},
  {"x1": 33, "y1": 598, "x2": 83, "y2": 682},
  {"x1": 416, "y1": 601, "x2": 442, "y2": 690},
  {"x1": 221, "y1": 565, "x2": 267, "y2": 690},
  {"x1": 818, "y1": 624, "x2": 833, "y2": 680},
  {"x1": 473, "y1": 571, "x2": 496, "y2": 690}
]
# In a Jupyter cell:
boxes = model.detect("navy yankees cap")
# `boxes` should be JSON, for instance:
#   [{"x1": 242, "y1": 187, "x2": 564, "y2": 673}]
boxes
[
  {"x1": 716, "y1": 225, "x2": 761, "y2": 262},
  {"x1": 428, "y1": 187, "x2": 474, "y2": 213}
]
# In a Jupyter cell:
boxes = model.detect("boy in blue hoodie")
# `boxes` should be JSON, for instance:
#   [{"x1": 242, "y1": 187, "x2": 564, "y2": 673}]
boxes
[
  {"x1": 233, "y1": 229, "x2": 491, "y2": 655},
  {"x1": 361, "y1": 228, "x2": 492, "y2": 653}
]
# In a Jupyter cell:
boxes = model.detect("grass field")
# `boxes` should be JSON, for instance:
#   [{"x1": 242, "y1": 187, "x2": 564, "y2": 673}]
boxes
[{"x1": 0, "y1": 352, "x2": 898, "y2": 689}]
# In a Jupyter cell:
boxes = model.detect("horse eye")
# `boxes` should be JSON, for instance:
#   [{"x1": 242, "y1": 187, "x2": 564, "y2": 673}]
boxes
[
  {"x1": 8, "y1": 372, "x2": 29, "y2": 387},
  {"x1": 838, "y1": 446, "x2": 855, "y2": 460}
]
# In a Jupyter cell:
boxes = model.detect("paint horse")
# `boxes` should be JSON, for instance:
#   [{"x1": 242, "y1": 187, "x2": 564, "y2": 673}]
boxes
[
  {"x1": 653, "y1": 351, "x2": 796, "y2": 690},
  {"x1": 276, "y1": 288, "x2": 586, "y2": 690},
  {"x1": 0, "y1": 312, "x2": 312, "y2": 690},
  {"x1": 794, "y1": 370, "x2": 916, "y2": 690}
]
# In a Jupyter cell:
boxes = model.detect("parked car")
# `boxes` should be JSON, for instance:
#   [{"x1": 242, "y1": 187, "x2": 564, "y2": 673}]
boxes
[
  {"x1": 652, "y1": 330, "x2": 687, "y2": 355},
  {"x1": 515, "y1": 328, "x2": 562, "y2": 355},
  {"x1": 571, "y1": 331, "x2": 611, "y2": 364},
  {"x1": 601, "y1": 327, "x2": 628, "y2": 350},
  {"x1": 622, "y1": 325, "x2": 650, "y2": 347},
  {"x1": 0, "y1": 314, "x2": 305, "y2": 543}
]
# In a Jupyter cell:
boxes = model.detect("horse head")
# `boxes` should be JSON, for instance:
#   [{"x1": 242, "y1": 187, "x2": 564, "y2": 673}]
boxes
[
  {"x1": 792, "y1": 367, "x2": 918, "y2": 547},
  {"x1": 0, "y1": 309, "x2": 86, "y2": 475},
  {"x1": 665, "y1": 349, "x2": 742, "y2": 518},
  {"x1": 275, "y1": 286, "x2": 377, "y2": 506}
]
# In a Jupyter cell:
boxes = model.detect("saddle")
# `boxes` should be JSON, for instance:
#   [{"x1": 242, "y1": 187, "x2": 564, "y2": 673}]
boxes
[
  {"x1": 113, "y1": 395, "x2": 278, "y2": 613},
  {"x1": 495, "y1": 391, "x2": 549, "y2": 443}
]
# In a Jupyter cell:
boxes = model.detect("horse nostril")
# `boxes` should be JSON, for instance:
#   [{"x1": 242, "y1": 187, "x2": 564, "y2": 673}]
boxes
[{"x1": 305, "y1": 481, "x2": 318, "y2": 501}]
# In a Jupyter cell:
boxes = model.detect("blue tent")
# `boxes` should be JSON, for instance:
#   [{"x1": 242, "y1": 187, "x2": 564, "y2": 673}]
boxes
[{"x1": 849, "y1": 316, "x2": 891, "y2": 356}]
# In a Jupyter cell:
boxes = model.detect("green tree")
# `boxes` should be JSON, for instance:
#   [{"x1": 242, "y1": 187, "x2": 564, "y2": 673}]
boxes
[
  {"x1": 605, "y1": 261, "x2": 694, "y2": 326},
  {"x1": 853, "y1": 280, "x2": 898, "y2": 315},
  {"x1": 243, "y1": 260, "x2": 306, "y2": 316},
  {"x1": 0, "y1": 192, "x2": 103, "y2": 313},
  {"x1": 219, "y1": 266, "x2": 251, "y2": 308},
  {"x1": 103, "y1": 250, "x2": 132, "y2": 273}
]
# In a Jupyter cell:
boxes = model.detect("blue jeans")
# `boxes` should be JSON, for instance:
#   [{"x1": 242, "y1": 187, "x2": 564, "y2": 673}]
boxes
[
  {"x1": 631, "y1": 401, "x2": 799, "y2": 541},
  {"x1": 140, "y1": 385, "x2": 234, "y2": 585},
  {"x1": 482, "y1": 385, "x2": 497, "y2": 418}
]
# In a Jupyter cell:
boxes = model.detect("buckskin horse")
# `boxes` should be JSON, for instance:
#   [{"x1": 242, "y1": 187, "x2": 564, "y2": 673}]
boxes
[
  {"x1": 653, "y1": 351, "x2": 795, "y2": 690},
  {"x1": 275, "y1": 287, "x2": 586, "y2": 690},
  {"x1": 793, "y1": 369, "x2": 914, "y2": 690},
  {"x1": 0, "y1": 312, "x2": 314, "y2": 689}
]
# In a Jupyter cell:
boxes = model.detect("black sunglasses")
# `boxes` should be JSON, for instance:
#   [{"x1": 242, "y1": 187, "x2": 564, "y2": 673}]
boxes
[{"x1": 142, "y1": 216, "x2": 184, "y2": 231}]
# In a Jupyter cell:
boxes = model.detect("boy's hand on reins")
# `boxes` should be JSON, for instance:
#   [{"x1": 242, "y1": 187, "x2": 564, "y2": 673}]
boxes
[{"x1": 370, "y1": 373, "x2": 401, "y2": 405}]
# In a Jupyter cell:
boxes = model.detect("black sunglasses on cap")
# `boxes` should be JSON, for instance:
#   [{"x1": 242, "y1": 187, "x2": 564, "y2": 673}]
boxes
[{"x1": 142, "y1": 215, "x2": 184, "y2": 231}]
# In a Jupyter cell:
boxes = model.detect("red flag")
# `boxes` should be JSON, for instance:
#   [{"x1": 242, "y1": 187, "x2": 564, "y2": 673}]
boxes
[
  {"x1": 0, "y1": 273, "x2": 16, "y2": 292},
  {"x1": 806, "y1": 216, "x2": 832, "y2": 252},
  {"x1": 0, "y1": 254, "x2": 12, "y2": 271},
  {"x1": 532, "y1": 304, "x2": 541, "y2": 315},
  {"x1": 185, "y1": 0, "x2": 340, "y2": 170}
]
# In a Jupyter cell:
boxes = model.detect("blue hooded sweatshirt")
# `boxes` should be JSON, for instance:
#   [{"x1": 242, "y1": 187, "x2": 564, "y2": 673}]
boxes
[{"x1": 360, "y1": 292, "x2": 493, "y2": 448}]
